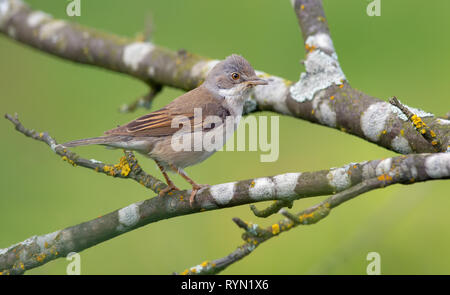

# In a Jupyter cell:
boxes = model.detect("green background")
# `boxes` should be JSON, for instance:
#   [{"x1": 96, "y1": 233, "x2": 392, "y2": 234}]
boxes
[{"x1": 1, "y1": 0, "x2": 449, "y2": 274}]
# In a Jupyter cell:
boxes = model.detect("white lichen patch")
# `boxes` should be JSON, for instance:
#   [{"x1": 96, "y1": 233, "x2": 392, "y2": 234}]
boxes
[
  {"x1": 391, "y1": 136, "x2": 412, "y2": 154},
  {"x1": 89, "y1": 158, "x2": 102, "y2": 164},
  {"x1": 190, "y1": 59, "x2": 220, "y2": 80},
  {"x1": 410, "y1": 165, "x2": 418, "y2": 179},
  {"x1": 361, "y1": 102, "x2": 392, "y2": 142},
  {"x1": 425, "y1": 153, "x2": 450, "y2": 178},
  {"x1": 190, "y1": 263, "x2": 206, "y2": 274},
  {"x1": 117, "y1": 203, "x2": 141, "y2": 231},
  {"x1": 39, "y1": 20, "x2": 66, "y2": 41},
  {"x1": 253, "y1": 72, "x2": 291, "y2": 115},
  {"x1": 36, "y1": 230, "x2": 60, "y2": 251},
  {"x1": 315, "y1": 99, "x2": 337, "y2": 127},
  {"x1": 50, "y1": 142, "x2": 58, "y2": 152},
  {"x1": 122, "y1": 42, "x2": 154, "y2": 71},
  {"x1": 375, "y1": 158, "x2": 392, "y2": 176},
  {"x1": 27, "y1": 11, "x2": 52, "y2": 28},
  {"x1": 390, "y1": 100, "x2": 434, "y2": 121},
  {"x1": 209, "y1": 182, "x2": 235, "y2": 205},
  {"x1": 436, "y1": 118, "x2": 450, "y2": 125},
  {"x1": 305, "y1": 33, "x2": 335, "y2": 53},
  {"x1": 362, "y1": 162, "x2": 376, "y2": 179},
  {"x1": 290, "y1": 50, "x2": 346, "y2": 102},
  {"x1": 272, "y1": 173, "x2": 301, "y2": 199},
  {"x1": 7, "y1": 25, "x2": 14, "y2": 37},
  {"x1": 327, "y1": 167, "x2": 351, "y2": 191},
  {"x1": 249, "y1": 177, "x2": 275, "y2": 200},
  {"x1": 147, "y1": 66, "x2": 155, "y2": 76},
  {"x1": 247, "y1": 223, "x2": 260, "y2": 236},
  {"x1": 0, "y1": 0, "x2": 23, "y2": 29},
  {"x1": 0, "y1": 0, "x2": 10, "y2": 17}
]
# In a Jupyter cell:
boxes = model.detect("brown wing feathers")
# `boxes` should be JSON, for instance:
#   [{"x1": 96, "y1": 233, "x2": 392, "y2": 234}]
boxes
[{"x1": 104, "y1": 87, "x2": 229, "y2": 138}]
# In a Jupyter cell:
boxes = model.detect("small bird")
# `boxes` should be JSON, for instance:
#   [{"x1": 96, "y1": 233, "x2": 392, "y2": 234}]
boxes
[{"x1": 64, "y1": 54, "x2": 268, "y2": 205}]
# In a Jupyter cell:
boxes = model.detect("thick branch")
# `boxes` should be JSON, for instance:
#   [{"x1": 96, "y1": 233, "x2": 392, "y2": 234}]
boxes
[
  {"x1": 1, "y1": 0, "x2": 448, "y2": 154},
  {"x1": 181, "y1": 157, "x2": 450, "y2": 275}
]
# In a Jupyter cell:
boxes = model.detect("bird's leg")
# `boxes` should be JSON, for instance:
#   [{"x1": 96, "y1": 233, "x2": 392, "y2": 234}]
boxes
[
  {"x1": 155, "y1": 161, "x2": 180, "y2": 196},
  {"x1": 169, "y1": 164, "x2": 208, "y2": 206}
]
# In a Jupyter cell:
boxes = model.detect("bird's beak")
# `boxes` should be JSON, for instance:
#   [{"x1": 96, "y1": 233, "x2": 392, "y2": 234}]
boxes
[{"x1": 246, "y1": 77, "x2": 268, "y2": 86}]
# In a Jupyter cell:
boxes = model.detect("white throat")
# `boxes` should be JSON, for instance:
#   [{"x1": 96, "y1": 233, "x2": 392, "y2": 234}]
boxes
[{"x1": 217, "y1": 85, "x2": 250, "y2": 116}]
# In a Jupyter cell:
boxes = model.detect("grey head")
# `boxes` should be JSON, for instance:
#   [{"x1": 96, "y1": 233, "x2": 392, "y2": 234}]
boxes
[{"x1": 203, "y1": 54, "x2": 267, "y2": 97}]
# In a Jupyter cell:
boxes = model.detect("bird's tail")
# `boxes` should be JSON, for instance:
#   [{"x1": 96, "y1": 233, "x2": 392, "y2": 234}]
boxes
[{"x1": 63, "y1": 135, "x2": 129, "y2": 148}]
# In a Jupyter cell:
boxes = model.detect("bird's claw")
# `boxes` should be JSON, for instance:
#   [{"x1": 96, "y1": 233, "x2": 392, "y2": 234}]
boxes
[
  {"x1": 158, "y1": 183, "x2": 180, "y2": 197},
  {"x1": 189, "y1": 184, "x2": 209, "y2": 207}
]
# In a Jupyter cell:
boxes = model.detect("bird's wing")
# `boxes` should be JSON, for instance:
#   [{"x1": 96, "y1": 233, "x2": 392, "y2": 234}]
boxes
[{"x1": 104, "y1": 87, "x2": 230, "y2": 137}]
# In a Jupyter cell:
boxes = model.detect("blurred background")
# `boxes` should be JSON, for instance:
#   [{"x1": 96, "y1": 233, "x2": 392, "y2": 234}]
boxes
[{"x1": 1, "y1": 0, "x2": 449, "y2": 274}]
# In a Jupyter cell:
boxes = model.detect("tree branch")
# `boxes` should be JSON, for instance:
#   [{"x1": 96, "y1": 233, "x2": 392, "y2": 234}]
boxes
[
  {"x1": 1, "y1": 0, "x2": 448, "y2": 154},
  {"x1": 180, "y1": 154, "x2": 450, "y2": 275}
]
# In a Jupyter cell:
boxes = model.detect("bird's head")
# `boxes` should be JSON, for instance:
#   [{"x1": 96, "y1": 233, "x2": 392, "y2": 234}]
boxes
[{"x1": 204, "y1": 54, "x2": 268, "y2": 99}]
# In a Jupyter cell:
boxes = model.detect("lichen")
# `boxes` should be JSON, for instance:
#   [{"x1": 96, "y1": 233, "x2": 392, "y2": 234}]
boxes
[{"x1": 290, "y1": 49, "x2": 345, "y2": 102}]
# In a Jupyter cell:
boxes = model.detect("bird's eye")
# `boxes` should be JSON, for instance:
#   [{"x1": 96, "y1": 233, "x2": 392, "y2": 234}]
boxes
[{"x1": 231, "y1": 72, "x2": 240, "y2": 80}]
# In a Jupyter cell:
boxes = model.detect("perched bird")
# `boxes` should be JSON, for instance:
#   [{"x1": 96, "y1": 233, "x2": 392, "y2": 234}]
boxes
[{"x1": 64, "y1": 54, "x2": 268, "y2": 205}]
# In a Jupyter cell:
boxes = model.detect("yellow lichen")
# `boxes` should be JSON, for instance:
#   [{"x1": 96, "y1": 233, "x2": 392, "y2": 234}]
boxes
[
  {"x1": 430, "y1": 130, "x2": 436, "y2": 138},
  {"x1": 36, "y1": 254, "x2": 46, "y2": 263},
  {"x1": 330, "y1": 95, "x2": 335, "y2": 100},
  {"x1": 201, "y1": 261, "x2": 209, "y2": 267},
  {"x1": 378, "y1": 174, "x2": 392, "y2": 181},
  {"x1": 411, "y1": 114, "x2": 426, "y2": 129},
  {"x1": 272, "y1": 223, "x2": 280, "y2": 235},
  {"x1": 305, "y1": 44, "x2": 317, "y2": 53},
  {"x1": 250, "y1": 180, "x2": 255, "y2": 188},
  {"x1": 301, "y1": 4, "x2": 305, "y2": 10},
  {"x1": 180, "y1": 269, "x2": 189, "y2": 275}
]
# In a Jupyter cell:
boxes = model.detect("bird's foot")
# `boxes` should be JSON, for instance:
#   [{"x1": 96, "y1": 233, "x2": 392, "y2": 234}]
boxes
[
  {"x1": 158, "y1": 182, "x2": 180, "y2": 197},
  {"x1": 189, "y1": 184, "x2": 209, "y2": 207}
]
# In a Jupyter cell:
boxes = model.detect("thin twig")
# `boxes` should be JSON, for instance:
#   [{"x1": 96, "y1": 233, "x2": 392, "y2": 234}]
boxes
[{"x1": 389, "y1": 97, "x2": 445, "y2": 152}]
